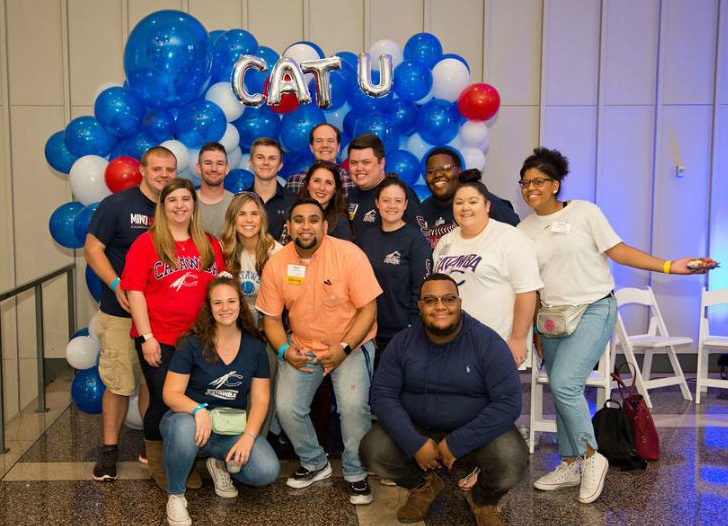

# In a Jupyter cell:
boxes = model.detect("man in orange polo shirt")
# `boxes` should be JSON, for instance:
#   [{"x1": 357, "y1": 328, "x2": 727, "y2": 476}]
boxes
[{"x1": 256, "y1": 197, "x2": 382, "y2": 505}]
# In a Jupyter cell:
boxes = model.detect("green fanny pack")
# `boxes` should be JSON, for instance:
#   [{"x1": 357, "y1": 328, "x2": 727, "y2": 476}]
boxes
[{"x1": 209, "y1": 407, "x2": 247, "y2": 435}]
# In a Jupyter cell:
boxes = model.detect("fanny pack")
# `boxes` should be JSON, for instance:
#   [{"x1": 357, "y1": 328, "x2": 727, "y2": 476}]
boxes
[
  {"x1": 209, "y1": 407, "x2": 247, "y2": 435},
  {"x1": 537, "y1": 303, "x2": 589, "y2": 338}
]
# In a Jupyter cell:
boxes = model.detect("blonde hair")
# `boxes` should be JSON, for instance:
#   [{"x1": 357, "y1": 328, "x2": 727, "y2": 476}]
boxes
[
  {"x1": 220, "y1": 192, "x2": 277, "y2": 277},
  {"x1": 148, "y1": 179, "x2": 215, "y2": 270}
]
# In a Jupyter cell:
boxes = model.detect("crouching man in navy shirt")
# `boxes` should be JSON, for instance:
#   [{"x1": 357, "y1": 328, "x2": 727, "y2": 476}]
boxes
[{"x1": 359, "y1": 273, "x2": 528, "y2": 526}]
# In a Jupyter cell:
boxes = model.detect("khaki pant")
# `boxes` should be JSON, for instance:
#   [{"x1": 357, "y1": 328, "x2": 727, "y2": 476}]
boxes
[{"x1": 96, "y1": 311, "x2": 143, "y2": 396}]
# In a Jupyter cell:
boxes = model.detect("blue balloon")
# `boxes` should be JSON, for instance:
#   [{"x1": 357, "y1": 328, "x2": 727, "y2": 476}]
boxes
[
  {"x1": 352, "y1": 112, "x2": 399, "y2": 154},
  {"x1": 404, "y1": 33, "x2": 443, "y2": 69},
  {"x1": 416, "y1": 99, "x2": 460, "y2": 145},
  {"x1": 71, "y1": 328, "x2": 90, "y2": 339},
  {"x1": 223, "y1": 169, "x2": 255, "y2": 193},
  {"x1": 343, "y1": 108, "x2": 366, "y2": 138},
  {"x1": 310, "y1": 66, "x2": 354, "y2": 111},
  {"x1": 281, "y1": 106, "x2": 326, "y2": 153},
  {"x1": 441, "y1": 53, "x2": 470, "y2": 73},
  {"x1": 94, "y1": 87, "x2": 146, "y2": 138},
  {"x1": 385, "y1": 99, "x2": 418, "y2": 135},
  {"x1": 49, "y1": 202, "x2": 84, "y2": 249},
  {"x1": 394, "y1": 61, "x2": 433, "y2": 101},
  {"x1": 347, "y1": 70, "x2": 393, "y2": 112},
  {"x1": 245, "y1": 46, "x2": 278, "y2": 96},
  {"x1": 385, "y1": 150, "x2": 421, "y2": 186},
  {"x1": 412, "y1": 184, "x2": 432, "y2": 202},
  {"x1": 45, "y1": 131, "x2": 79, "y2": 174},
  {"x1": 176, "y1": 99, "x2": 227, "y2": 148},
  {"x1": 142, "y1": 109, "x2": 176, "y2": 142},
  {"x1": 283, "y1": 152, "x2": 315, "y2": 178},
  {"x1": 209, "y1": 29, "x2": 225, "y2": 43},
  {"x1": 85, "y1": 264, "x2": 102, "y2": 303},
  {"x1": 337, "y1": 51, "x2": 359, "y2": 70},
  {"x1": 233, "y1": 106, "x2": 281, "y2": 149},
  {"x1": 64, "y1": 116, "x2": 117, "y2": 157},
  {"x1": 110, "y1": 131, "x2": 156, "y2": 161},
  {"x1": 211, "y1": 29, "x2": 259, "y2": 83},
  {"x1": 73, "y1": 202, "x2": 99, "y2": 244},
  {"x1": 124, "y1": 10, "x2": 211, "y2": 108},
  {"x1": 71, "y1": 367, "x2": 106, "y2": 414}
]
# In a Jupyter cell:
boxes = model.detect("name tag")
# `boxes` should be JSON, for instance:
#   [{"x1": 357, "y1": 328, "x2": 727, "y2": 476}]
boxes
[
  {"x1": 286, "y1": 264, "x2": 306, "y2": 284},
  {"x1": 549, "y1": 221, "x2": 571, "y2": 235}
]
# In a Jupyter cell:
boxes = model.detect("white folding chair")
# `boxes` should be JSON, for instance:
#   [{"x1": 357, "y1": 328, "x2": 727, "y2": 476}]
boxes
[
  {"x1": 528, "y1": 342, "x2": 612, "y2": 454},
  {"x1": 696, "y1": 287, "x2": 728, "y2": 403},
  {"x1": 611, "y1": 286, "x2": 693, "y2": 408}
]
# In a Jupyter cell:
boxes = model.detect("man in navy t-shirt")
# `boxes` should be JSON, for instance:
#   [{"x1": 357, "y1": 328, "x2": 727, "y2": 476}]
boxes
[{"x1": 84, "y1": 146, "x2": 176, "y2": 482}]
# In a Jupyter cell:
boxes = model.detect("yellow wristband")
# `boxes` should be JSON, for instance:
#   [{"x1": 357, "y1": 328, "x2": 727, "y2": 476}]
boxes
[{"x1": 663, "y1": 260, "x2": 672, "y2": 274}]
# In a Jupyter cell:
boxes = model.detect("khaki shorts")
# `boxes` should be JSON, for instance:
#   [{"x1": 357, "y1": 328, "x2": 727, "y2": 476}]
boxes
[{"x1": 96, "y1": 311, "x2": 143, "y2": 396}]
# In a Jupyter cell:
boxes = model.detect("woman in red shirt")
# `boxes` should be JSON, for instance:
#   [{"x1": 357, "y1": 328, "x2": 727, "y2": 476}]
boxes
[{"x1": 122, "y1": 178, "x2": 225, "y2": 490}]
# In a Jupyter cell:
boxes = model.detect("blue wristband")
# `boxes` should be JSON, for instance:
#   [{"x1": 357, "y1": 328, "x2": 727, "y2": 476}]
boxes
[
  {"x1": 110, "y1": 278, "x2": 120, "y2": 292},
  {"x1": 278, "y1": 344, "x2": 290, "y2": 360},
  {"x1": 192, "y1": 403, "x2": 208, "y2": 415}
]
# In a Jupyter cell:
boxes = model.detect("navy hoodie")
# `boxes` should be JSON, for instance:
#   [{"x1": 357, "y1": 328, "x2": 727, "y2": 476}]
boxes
[{"x1": 371, "y1": 311, "x2": 521, "y2": 459}]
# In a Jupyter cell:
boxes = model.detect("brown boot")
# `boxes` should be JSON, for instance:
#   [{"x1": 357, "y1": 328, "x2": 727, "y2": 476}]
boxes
[
  {"x1": 465, "y1": 491, "x2": 504, "y2": 526},
  {"x1": 186, "y1": 464, "x2": 202, "y2": 489},
  {"x1": 144, "y1": 439, "x2": 166, "y2": 491},
  {"x1": 396, "y1": 471, "x2": 444, "y2": 523}
]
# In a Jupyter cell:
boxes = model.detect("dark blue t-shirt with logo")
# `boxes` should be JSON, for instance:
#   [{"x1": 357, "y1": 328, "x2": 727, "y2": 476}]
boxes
[
  {"x1": 347, "y1": 184, "x2": 426, "y2": 243},
  {"x1": 169, "y1": 333, "x2": 270, "y2": 409},
  {"x1": 87, "y1": 186, "x2": 156, "y2": 317}
]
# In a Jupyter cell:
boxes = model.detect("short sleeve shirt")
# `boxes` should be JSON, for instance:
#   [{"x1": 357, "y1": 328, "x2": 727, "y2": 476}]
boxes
[
  {"x1": 238, "y1": 241, "x2": 283, "y2": 324},
  {"x1": 347, "y1": 184, "x2": 426, "y2": 242},
  {"x1": 197, "y1": 190, "x2": 234, "y2": 238}
]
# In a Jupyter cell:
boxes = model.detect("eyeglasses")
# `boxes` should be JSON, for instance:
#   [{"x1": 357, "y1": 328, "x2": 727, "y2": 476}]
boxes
[
  {"x1": 421, "y1": 295, "x2": 460, "y2": 307},
  {"x1": 425, "y1": 164, "x2": 454, "y2": 177},
  {"x1": 518, "y1": 177, "x2": 552, "y2": 189}
]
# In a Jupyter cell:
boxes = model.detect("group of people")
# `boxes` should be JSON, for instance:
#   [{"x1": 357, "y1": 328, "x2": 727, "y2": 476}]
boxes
[{"x1": 83, "y1": 122, "x2": 709, "y2": 526}]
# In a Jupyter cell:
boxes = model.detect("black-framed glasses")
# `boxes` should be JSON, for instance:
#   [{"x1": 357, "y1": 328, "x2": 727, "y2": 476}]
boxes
[
  {"x1": 518, "y1": 177, "x2": 552, "y2": 189},
  {"x1": 421, "y1": 295, "x2": 460, "y2": 307},
  {"x1": 425, "y1": 164, "x2": 454, "y2": 177}
]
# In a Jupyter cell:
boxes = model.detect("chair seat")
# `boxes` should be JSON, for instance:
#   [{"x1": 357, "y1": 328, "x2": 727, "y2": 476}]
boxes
[
  {"x1": 702, "y1": 335, "x2": 728, "y2": 348},
  {"x1": 628, "y1": 335, "x2": 693, "y2": 348}
]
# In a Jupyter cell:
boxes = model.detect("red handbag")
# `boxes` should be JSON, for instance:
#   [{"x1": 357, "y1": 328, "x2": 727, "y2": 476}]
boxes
[{"x1": 611, "y1": 365, "x2": 660, "y2": 461}]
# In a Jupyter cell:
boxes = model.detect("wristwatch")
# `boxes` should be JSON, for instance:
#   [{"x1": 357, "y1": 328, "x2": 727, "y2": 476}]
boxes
[
  {"x1": 142, "y1": 333, "x2": 154, "y2": 342},
  {"x1": 340, "y1": 342, "x2": 353, "y2": 355}
]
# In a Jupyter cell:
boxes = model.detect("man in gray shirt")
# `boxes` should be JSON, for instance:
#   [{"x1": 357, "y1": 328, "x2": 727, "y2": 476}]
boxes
[{"x1": 196, "y1": 142, "x2": 234, "y2": 237}]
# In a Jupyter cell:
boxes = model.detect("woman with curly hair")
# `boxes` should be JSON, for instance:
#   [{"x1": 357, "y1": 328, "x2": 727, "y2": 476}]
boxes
[{"x1": 161, "y1": 273, "x2": 279, "y2": 526}]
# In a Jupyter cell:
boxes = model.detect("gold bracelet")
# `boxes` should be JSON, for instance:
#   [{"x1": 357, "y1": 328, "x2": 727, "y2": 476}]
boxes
[{"x1": 663, "y1": 260, "x2": 672, "y2": 274}]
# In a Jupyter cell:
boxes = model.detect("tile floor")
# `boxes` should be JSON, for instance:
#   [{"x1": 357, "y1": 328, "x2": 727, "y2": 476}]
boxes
[{"x1": 0, "y1": 375, "x2": 727, "y2": 526}]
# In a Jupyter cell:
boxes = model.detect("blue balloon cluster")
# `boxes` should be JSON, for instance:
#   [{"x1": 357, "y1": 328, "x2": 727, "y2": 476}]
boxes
[{"x1": 71, "y1": 367, "x2": 106, "y2": 414}]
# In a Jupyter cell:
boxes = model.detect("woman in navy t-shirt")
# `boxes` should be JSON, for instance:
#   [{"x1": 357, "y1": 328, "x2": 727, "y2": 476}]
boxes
[{"x1": 160, "y1": 273, "x2": 279, "y2": 526}]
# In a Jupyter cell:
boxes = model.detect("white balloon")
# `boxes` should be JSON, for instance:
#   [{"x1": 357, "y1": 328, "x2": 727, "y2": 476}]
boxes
[
  {"x1": 431, "y1": 58, "x2": 471, "y2": 102},
  {"x1": 239, "y1": 153, "x2": 251, "y2": 170},
  {"x1": 369, "y1": 39, "x2": 403, "y2": 71},
  {"x1": 65, "y1": 336, "x2": 100, "y2": 370},
  {"x1": 219, "y1": 124, "x2": 240, "y2": 154},
  {"x1": 177, "y1": 165, "x2": 195, "y2": 181},
  {"x1": 227, "y1": 146, "x2": 243, "y2": 171},
  {"x1": 188, "y1": 148, "x2": 201, "y2": 169},
  {"x1": 323, "y1": 101, "x2": 350, "y2": 131},
  {"x1": 124, "y1": 386, "x2": 143, "y2": 430},
  {"x1": 447, "y1": 135, "x2": 463, "y2": 151},
  {"x1": 459, "y1": 120, "x2": 490, "y2": 152},
  {"x1": 461, "y1": 147, "x2": 486, "y2": 171},
  {"x1": 69, "y1": 155, "x2": 111, "y2": 206},
  {"x1": 283, "y1": 43, "x2": 321, "y2": 64},
  {"x1": 93, "y1": 82, "x2": 122, "y2": 104},
  {"x1": 277, "y1": 176, "x2": 287, "y2": 186},
  {"x1": 88, "y1": 311, "x2": 101, "y2": 343},
  {"x1": 407, "y1": 133, "x2": 431, "y2": 161},
  {"x1": 160, "y1": 140, "x2": 189, "y2": 173},
  {"x1": 205, "y1": 82, "x2": 245, "y2": 122}
]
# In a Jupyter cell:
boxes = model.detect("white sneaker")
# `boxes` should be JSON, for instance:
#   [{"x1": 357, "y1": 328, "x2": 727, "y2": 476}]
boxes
[
  {"x1": 166, "y1": 494, "x2": 192, "y2": 526},
  {"x1": 206, "y1": 458, "x2": 239, "y2": 498},
  {"x1": 533, "y1": 460, "x2": 581, "y2": 491},
  {"x1": 579, "y1": 452, "x2": 608, "y2": 504}
]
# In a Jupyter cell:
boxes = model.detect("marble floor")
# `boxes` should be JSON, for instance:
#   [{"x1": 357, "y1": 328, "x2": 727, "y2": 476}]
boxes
[{"x1": 0, "y1": 375, "x2": 727, "y2": 526}]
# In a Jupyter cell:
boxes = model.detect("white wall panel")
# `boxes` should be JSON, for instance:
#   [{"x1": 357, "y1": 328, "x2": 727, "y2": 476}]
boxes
[
  {"x1": 69, "y1": 0, "x2": 125, "y2": 106},
  {"x1": 429, "y1": 0, "x2": 483, "y2": 82},
  {"x1": 369, "y1": 0, "x2": 422, "y2": 54},
  {"x1": 483, "y1": 105, "x2": 540, "y2": 219},
  {"x1": 543, "y1": 0, "x2": 600, "y2": 106},
  {"x1": 542, "y1": 105, "x2": 597, "y2": 201},
  {"x1": 189, "y1": 0, "x2": 243, "y2": 31},
  {"x1": 248, "y1": 0, "x2": 303, "y2": 53},
  {"x1": 6, "y1": 0, "x2": 65, "y2": 106},
  {"x1": 662, "y1": 0, "x2": 718, "y2": 105},
  {"x1": 128, "y1": 0, "x2": 183, "y2": 31},
  {"x1": 310, "y1": 0, "x2": 364, "y2": 55},
  {"x1": 602, "y1": 0, "x2": 659, "y2": 105},
  {"x1": 484, "y1": 0, "x2": 542, "y2": 103}
]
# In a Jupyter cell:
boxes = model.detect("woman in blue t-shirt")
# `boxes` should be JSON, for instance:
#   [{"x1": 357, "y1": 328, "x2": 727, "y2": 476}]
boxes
[{"x1": 160, "y1": 273, "x2": 279, "y2": 526}]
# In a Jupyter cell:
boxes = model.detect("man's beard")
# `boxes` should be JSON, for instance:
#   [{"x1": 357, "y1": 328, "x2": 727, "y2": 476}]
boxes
[
  {"x1": 203, "y1": 177, "x2": 223, "y2": 187},
  {"x1": 423, "y1": 316, "x2": 461, "y2": 338},
  {"x1": 294, "y1": 237, "x2": 316, "y2": 250}
]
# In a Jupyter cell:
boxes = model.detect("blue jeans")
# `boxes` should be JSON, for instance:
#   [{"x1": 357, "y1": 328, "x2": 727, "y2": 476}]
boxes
[
  {"x1": 541, "y1": 296, "x2": 617, "y2": 458},
  {"x1": 160, "y1": 411, "x2": 280, "y2": 495},
  {"x1": 276, "y1": 341, "x2": 374, "y2": 482}
]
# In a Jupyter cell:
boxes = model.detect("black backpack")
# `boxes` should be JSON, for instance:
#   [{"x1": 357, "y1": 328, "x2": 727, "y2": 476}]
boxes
[{"x1": 591, "y1": 399, "x2": 647, "y2": 471}]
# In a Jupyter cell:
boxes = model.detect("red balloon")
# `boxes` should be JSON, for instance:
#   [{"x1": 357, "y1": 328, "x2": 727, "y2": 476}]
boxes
[
  {"x1": 340, "y1": 158, "x2": 349, "y2": 172},
  {"x1": 457, "y1": 83, "x2": 500, "y2": 121},
  {"x1": 264, "y1": 75, "x2": 300, "y2": 114},
  {"x1": 105, "y1": 156, "x2": 142, "y2": 193}
]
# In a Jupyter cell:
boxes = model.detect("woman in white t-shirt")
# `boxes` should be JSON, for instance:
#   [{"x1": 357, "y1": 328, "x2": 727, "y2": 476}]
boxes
[{"x1": 517, "y1": 147, "x2": 713, "y2": 505}]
